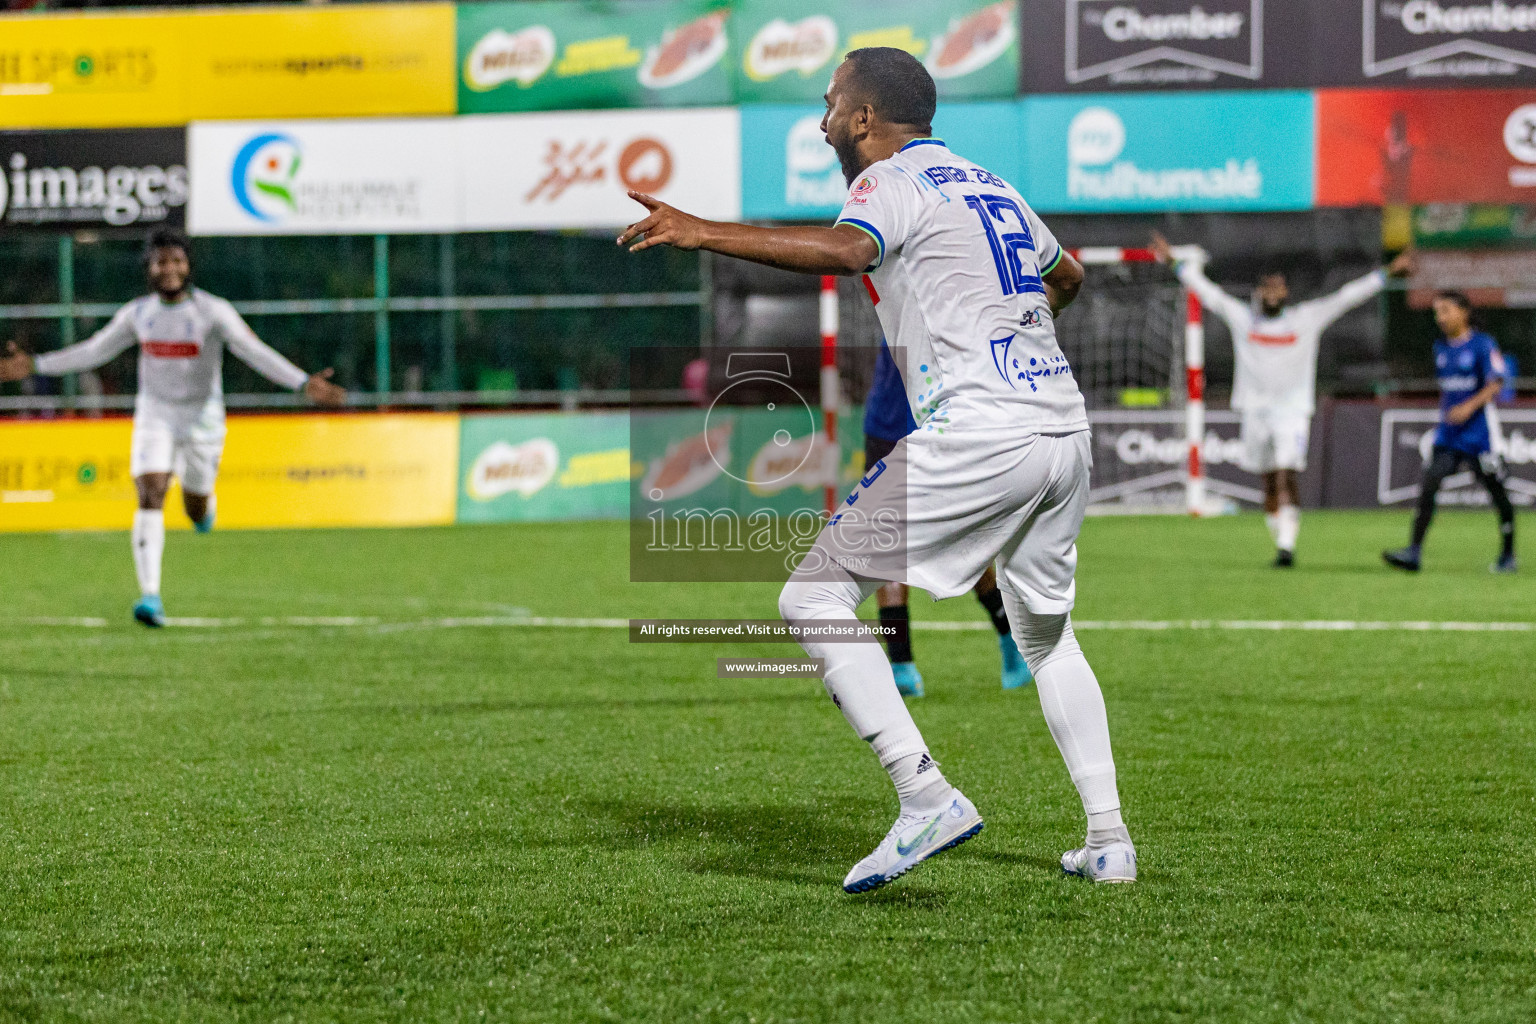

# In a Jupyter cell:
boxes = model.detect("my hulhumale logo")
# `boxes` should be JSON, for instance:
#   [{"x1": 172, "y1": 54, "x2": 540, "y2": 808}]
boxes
[
  {"x1": 231, "y1": 133, "x2": 302, "y2": 222},
  {"x1": 1066, "y1": 105, "x2": 1260, "y2": 201}
]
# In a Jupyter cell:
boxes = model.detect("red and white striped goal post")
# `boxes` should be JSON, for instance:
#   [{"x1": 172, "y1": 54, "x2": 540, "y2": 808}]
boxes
[
  {"x1": 820, "y1": 275, "x2": 840, "y2": 515},
  {"x1": 1071, "y1": 245, "x2": 1209, "y2": 517}
]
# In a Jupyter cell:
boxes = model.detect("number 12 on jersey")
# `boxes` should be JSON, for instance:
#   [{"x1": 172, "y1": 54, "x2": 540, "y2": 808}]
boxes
[{"x1": 964, "y1": 194, "x2": 1045, "y2": 298}]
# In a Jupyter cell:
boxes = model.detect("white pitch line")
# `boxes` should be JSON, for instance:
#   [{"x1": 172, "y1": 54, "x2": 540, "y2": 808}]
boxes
[
  {"x1": 12, "y1": 616, "x2": 1534, "y2": 633},
  {"x1": 14, "y1": 616, "x2": 111, "y2": 627}
]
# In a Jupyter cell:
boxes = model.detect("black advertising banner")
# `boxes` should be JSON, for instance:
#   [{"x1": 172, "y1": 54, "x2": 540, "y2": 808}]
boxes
[
  {"x1": 0, "y1": 128, "x2": 187, "y2": 232},
  {"x1": 1023, "y1": 0, "x2": 1536, "y2": 90},
  {"x1": 1325, "y1": 0, "x2": 1536, "y2": 86},
  {"x1": 1020, "y1": 0, "x2": 1316, "y2": 91}
]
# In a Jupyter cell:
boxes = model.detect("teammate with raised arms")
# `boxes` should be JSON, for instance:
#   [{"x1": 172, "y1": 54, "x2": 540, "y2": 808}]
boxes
[
  {"x1": 1151, "y1": 233, "x2": 1413, "y2": 566},
  {"x1": 0, "y1": 229, "x2": 346, "y2": 627},
  {"x1": 620, "y1": 48, "x2": 1136, "y2": 889}
]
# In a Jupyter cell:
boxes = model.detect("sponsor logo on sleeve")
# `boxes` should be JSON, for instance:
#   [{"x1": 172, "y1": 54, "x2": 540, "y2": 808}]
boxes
[
  {"x1": 1067, "y1": 0, "x2": 1261, "y2": 85},
  {"x1": 1366, "y1": 0, "x2": 1536, "y2": 80}
]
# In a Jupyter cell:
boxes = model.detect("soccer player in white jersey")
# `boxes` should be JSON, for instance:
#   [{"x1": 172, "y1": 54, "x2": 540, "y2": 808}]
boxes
[
  {"x1": 619, "y1": 48, "x2": 1136, "y2": 889},
  {"x1": 1151, "y1": 232, "x2": 1413, "y2": 566},
  {"x1": 0, "y1": 229, "x2": 345, "y2": 627}
]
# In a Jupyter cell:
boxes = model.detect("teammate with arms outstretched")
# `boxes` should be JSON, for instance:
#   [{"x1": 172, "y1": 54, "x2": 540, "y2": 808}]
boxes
[
  {"x1": 1384, "y1": 291, "x2": 1516, "y2": 574},
  {"x1": 620, "y1": 48, "x2": 1135, "y2": 889},
  {"x1": 1150, "y1": 233, "x2": 1413, "y2": 566},
  {"x1": 0, "y1": 229, "x2": 346, "y2": 626},
  {"x1": 864, "y1": 338, "x2": 1032, "y2": 696}
]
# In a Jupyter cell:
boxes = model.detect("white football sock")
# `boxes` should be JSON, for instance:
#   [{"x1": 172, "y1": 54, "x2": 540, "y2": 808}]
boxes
[
  {"x1": 1086, "y1": 807, "x2": 1130, "y2": 848},
  {"x1": 889, "y1": 751, "x2": 952, "y2": 813},
  {"x1": 1265, "y1": 512, "x2": 1281, "y2": 545},
  {"x1": 132, "y1": 509, "x2": 164, "y2": 596},
  {"x1": 1276, "y1": 504, "x2": 1300, "y2": 552},
  {"x1": 1002, "y1": 591, "x2": 1123, "y2": 824},
  {"x1": 779, "y1": 572, "x2": 940, "y2": 807}
]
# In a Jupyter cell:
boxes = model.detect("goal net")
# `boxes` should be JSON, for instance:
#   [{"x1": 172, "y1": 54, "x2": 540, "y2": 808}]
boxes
[{"x1": 1062, "y1": 247, "x2": 1216, "y2": 515}]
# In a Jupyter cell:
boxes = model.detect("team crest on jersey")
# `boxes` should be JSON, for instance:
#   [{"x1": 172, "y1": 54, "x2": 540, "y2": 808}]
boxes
[{"x1": 847, "y1": 175, "x2": 877, "y2": 204}]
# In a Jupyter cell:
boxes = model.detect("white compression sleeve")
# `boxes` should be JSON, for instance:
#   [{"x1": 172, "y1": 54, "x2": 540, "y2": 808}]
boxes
[
  {"x1": 1003, "y1": 594, "x2": 1123, "y2": 818},
  {"x1": 132, "y1": 510, "x2": 164, "y2": 596},
  {"x1": 779, "y1": 572, "x2": 933, "y2": 771}
]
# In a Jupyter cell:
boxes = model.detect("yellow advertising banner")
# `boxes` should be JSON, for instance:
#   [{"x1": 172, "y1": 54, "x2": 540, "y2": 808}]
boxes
[
  {"x1": 0, "y1": 413, "x2": 458, "y2": 532},
  {"x1": 0, "y1": 4, "x2": 455, "y2": 129},
  {"x1": 0, "y1": 11, "x2": 188, "y2": 128},
  {"x1": 216, "y1": 413, "x2": 458, "y2": 529},
  {"x1": 182, "y1": 4, "x2": 456, "y2": 121},
  {"x1": 0, "y1": 418, "x2": 140, "y2": 531}
]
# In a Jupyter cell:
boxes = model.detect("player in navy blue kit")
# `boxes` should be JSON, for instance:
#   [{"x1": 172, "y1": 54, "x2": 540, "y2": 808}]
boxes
[
  {"x1": 864, "y1": 338, "x2": 1032, "y2": 695},
  {"x1": 1384, "y1": 291, "x2": 1517, "y2": 573}
]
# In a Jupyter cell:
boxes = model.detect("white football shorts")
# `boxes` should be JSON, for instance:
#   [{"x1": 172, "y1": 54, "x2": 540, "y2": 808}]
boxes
[
  {"x1": 799, "y1": 428, "x2": 1091, "y2": 614},
  {"x1": 130, "y1": 401, "x2": 227, "y2": 494},
  {"x1": 1240, "y1": 408, "x2": 1311, "y2": 474}
]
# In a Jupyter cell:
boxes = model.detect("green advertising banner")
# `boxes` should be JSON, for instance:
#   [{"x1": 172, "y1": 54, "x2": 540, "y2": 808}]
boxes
[
  {"x1": 1414, "y1": 205, "x2": 1536, "y2": 250},
  {"x1": 457, "y1": 412, "x2": 633, "y2": 523},
  {"x1": 629, "y1": 406, "x2": 866, "y2": 517},
  {"x1": 733, "y1": 0, "x2": 1017, "y2": 103},
  {"x1": 457, "y1": 0, "x2": 733, "y2": 113}
]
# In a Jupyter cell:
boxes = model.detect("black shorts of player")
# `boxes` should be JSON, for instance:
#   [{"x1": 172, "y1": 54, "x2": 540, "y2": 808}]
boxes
[{"x1": 865, "y1": 434, "x2": 900, "y2": 470}]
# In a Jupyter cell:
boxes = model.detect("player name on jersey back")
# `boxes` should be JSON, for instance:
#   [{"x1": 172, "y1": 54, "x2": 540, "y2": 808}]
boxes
[{"x1": 835, "y1": 139, "x2": 1087, "y2": 438}]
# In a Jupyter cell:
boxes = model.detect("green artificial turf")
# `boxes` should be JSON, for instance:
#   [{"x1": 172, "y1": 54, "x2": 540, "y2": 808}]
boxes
[{"x1": 2, "y1": 510, "x2": 1533, "y2": 1022}]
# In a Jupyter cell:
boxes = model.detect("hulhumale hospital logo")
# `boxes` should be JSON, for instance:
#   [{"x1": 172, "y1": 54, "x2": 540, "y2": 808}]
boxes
[
  {"x1": 225, "y1": 131, "x2": 422, "y2": 225},
  {"x1": 1066, "y1": 105, "x2": 1261, "y2": 202},
  {"x1": 231, "y1": 133, "x2": 301, "y2": 222}
]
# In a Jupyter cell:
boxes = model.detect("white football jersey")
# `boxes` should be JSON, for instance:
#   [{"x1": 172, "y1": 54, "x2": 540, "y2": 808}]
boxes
[
  {"x1": 1177, "y1": 261, "x2": 1385, "y2": 416},
  {"x1": 33, "y1": 288, "x2": 309, "y2": 419},
  {"x1": 835, "y1": 139, "x2": 1087, "y2": 436}
]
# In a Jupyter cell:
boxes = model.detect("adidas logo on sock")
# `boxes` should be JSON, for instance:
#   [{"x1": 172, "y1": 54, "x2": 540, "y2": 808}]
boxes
[{"x1": 916, "y1": 753, "x2": 936, "y2": 775}]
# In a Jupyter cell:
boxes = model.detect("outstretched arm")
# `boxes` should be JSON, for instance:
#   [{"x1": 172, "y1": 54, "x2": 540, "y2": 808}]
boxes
[
  {"x1": 1, "y1": 306, "x2": 138, "y2": 381},
  {"x1": 617, "y1": 192, "x2": 879, "y2": 276},
  {"x1": 1300, "y1": 250, "x2": 1415, "y2": 329},
  {"x1": 217, "y1": 302, "x2": 346, "y2": 406},
  {"x1": 1150, "y1": 232, "x2": 1249, "y2": 330}
]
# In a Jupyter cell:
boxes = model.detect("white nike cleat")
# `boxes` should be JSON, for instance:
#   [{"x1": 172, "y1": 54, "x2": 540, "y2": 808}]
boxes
[
  {"x1": 1061, "y1": 840, "x2": 1138, "y2": 883},
  {"x1": 842, "y1": 790, "x2": 984, "y2": 894}
]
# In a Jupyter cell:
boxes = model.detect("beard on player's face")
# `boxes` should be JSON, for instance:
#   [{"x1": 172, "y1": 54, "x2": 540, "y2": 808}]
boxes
[
  {"x1": 834, "y1": 133, "x2": 863, "y2": 186},
  {"x1": 147, "y1": 250, "x2": 190, "y2": 299}
]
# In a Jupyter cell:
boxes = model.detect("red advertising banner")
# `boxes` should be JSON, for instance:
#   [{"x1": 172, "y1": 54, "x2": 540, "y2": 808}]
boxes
[{"x1": 1317, "y1": 89, "x2": 1536, "y2": 207}]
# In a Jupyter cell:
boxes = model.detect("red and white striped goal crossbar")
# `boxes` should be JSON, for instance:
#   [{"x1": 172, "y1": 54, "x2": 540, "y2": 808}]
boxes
[{"x1": 1071, "y1": 245, "x2": 1208, "y2": 517}]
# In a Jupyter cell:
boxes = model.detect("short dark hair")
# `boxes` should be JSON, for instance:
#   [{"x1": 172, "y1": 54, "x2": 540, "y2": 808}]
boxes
[
  {"x1": 1434, "y1": 289, "x2": 1472, "y2": 312},
  {"x1": 840, "y1": 47, "x2": 936, "y2": 131},
  {"x1": 143, "y1": 228, "x2": 190, "y2": 263}
]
